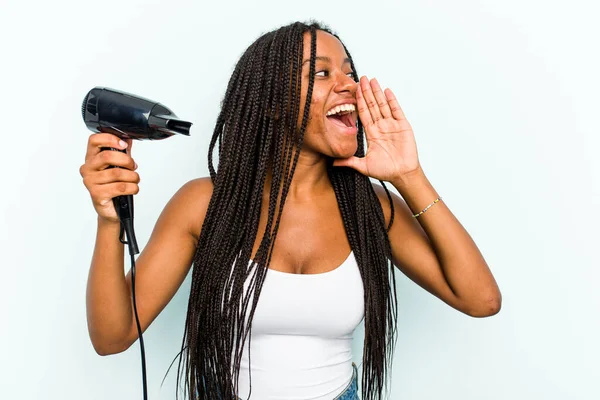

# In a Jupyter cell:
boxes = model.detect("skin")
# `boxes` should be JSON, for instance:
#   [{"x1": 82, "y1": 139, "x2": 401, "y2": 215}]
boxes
[{"x1": 81, "y1": 29, "x2": 501, "y2": 356}]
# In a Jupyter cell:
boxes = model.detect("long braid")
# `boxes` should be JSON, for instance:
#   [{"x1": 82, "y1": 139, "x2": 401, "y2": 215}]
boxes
[
  {"x1": 176, "y1": 21, "x2": 398, "y2": 400},
  {"x1": 322, "y1": 28, "x2": 399, "y2": 398}
]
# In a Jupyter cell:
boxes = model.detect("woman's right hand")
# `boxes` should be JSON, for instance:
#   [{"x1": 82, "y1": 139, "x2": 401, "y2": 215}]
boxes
[{"x1": 80, "y1": 133, "x2": 140, "y2": 223}]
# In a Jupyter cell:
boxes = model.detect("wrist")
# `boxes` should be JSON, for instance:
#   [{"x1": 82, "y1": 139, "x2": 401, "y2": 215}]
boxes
[
  {"x1": 97, "y1": 215, "x2": 121, "y2": 229},
  {"x1": 390, "y1": 166, "x2": 427, "y2": 190}
]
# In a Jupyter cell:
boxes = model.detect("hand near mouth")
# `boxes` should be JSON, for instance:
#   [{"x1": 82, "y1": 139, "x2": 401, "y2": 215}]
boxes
[{"x1": 333, "y1": 76, "x2": 422, "y2": 183}]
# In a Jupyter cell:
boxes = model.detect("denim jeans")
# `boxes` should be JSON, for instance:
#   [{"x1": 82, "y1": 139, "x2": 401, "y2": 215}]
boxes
[{"x1": 333, "y1": 361, "x2": 360, "y2": 400}]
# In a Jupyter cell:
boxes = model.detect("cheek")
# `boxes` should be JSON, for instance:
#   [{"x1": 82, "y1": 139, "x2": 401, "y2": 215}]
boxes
[{"x1": 297, "y1": 91, "x2": 326, "y2": 131}]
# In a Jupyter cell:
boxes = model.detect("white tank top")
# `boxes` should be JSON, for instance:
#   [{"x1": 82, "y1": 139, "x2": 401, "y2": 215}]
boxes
[{"x1": 234, "y1": 251, "x2": 364, "y2": 400}]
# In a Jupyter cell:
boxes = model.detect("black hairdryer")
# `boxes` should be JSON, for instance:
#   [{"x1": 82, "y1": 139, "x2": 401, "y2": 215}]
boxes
[{"x1": 81, "y1": 87, "x2": 192, "y2": 255}]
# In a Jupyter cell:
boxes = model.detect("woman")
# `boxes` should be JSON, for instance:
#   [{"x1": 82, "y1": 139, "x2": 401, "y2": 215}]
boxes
[{"x1": 80, "y1": 21, "x2": 501, "y2": 400}]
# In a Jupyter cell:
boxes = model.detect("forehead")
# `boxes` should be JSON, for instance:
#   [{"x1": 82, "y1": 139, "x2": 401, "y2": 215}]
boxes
[{"x1": 302, "y1": 30, "x2": 348, "y2": 63}]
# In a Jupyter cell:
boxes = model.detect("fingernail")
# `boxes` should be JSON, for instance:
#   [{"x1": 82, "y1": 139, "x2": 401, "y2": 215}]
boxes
[
  {"x1": 119, "y1": 140, "x2": 127, "y2": 148},
  {"x1": 134, "y1": 162, "x2": 138, "y2": 169}
]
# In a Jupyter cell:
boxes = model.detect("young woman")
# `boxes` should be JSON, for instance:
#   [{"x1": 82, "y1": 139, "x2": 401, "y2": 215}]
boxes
[{"x1": 80, "y1": 21, "x2": 501, "y2": 400}]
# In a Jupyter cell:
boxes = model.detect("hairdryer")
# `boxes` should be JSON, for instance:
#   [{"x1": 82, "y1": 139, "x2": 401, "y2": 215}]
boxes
[{"x1": 81, "y1": 87, "x2": 192, "y2": 255}]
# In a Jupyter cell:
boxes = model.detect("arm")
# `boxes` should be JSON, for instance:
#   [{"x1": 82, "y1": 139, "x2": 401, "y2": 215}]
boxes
[
  {"x1": 373, "y1": 168, "x2": 502, "y2": 317},
  {"x1": 335, "y1": 76, "x2": 500, "y2": 317},
  {"x1": 86, "y1": 177, "x2": 213, "y2": 355}
]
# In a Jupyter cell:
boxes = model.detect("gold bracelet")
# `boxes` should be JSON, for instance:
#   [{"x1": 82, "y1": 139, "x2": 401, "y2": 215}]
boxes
[{"x1": 412, "y1": 197, "x2": 442, "y2": 218}]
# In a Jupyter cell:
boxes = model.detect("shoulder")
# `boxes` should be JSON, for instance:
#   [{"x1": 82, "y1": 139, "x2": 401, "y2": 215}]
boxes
[
  {"x1": 174, "y1": 176, "x2": 214, "y2": 202},
  {"x1": 370, "y1": 181, "x2": 413, "y2": 228},
  {"x1": 162, "y1": 176, "x2": 214, "y2": 241}
]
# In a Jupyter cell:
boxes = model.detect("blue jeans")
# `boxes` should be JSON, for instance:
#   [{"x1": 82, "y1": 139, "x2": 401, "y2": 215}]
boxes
[{"x1": 333, "y1": 361, "x2": 360, "y2": 400}]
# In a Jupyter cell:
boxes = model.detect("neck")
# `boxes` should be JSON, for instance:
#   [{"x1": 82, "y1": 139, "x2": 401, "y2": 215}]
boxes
[{"x1": 264, "y1": 148, "x2": 332, "y2": 202}]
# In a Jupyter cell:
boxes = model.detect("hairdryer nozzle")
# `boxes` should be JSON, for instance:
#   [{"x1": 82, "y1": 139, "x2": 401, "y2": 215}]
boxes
[
  {"x1": 148, "y1": 115, "x2": 191, "y2": 136},
  {"x1": 147, "y1": 102, "x2": 192, "y2": 137},
  {"x1": 168, "y1": 119, "x2": 192, "y2": 135},
  {"x1": 81, "y1": 87, "x2": 192, "y2": 140}
]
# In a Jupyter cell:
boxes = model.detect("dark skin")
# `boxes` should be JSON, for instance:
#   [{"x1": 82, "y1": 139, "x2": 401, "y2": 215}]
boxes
[{"x1": 81, "y1": 30, "x2": 500, "y2": 356}]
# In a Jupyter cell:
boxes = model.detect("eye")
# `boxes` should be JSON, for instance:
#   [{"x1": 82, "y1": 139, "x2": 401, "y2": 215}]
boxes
[{"x1": 316, "y1": 70, "x2": 329, "y2": 77}]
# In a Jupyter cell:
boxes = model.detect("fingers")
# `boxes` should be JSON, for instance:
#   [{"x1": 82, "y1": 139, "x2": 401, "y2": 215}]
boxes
[
  {"x1": 356, "y1": 77, "x2": 373, "y2": 126},
  {"x1": 89, "y1": 182, "x2": 141, "y2": 206},
  {"x1": 85, "y1": 147, "x2": 137, "y2": 173},
  {"x1": 81, "y1": 151, "x2": 140, "y2": 197},
  {"x1": 359, "y1": 76, "x2": 382, "y2": 123},
  {"x1": 123, "y1": 138, "x2": 133, "y2": 155},
  {"x1": 85, "y1": 133, "x2": 130, "y2": 163},
  {"x1": 384, "y1": 88, "x2": 407, "y2": 121},
  {"x1": 370, "y1": 78, "x2": 392, "y2": 119},
  {"x1": 357, "y1": 76, "x2": 405, "y2": 124},
  {"x1": 86, "y1": 166, "x2": 140, "y2": 186},
  {"x1": 81, "y1": 133, "x2": 140, "y2": 221},
  {"x1": 359, "y1": 76, "x2": 392, "y2": 121}
]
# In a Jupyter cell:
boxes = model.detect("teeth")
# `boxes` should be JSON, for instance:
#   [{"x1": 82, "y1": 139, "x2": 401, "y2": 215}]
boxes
[{"x1": 326, "y1": 103, "x2": 356, "y2": 116}]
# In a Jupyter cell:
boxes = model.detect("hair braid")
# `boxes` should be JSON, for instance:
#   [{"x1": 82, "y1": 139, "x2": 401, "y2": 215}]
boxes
[{"x1": 176, "y1": 21, "x2": 398, "y2": 400}]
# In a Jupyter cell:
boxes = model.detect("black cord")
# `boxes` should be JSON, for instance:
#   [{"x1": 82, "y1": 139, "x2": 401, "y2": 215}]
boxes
[
  {"x1": 130, "y1": 251, "x2": 148, "y2": 400},
  {"x1": 101, "y1": 149, "x2": 146, "y2": 397},
  {"x1": 121, "y1": 218, "x2": 147, "y2": 400}
]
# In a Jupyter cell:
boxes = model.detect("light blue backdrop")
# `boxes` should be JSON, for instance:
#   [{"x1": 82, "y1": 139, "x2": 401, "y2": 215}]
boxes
[{"x1": 1, "y1": 0, "x2": 598, "y2": 399}]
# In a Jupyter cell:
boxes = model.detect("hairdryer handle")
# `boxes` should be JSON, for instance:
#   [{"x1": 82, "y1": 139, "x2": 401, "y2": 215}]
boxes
[{"x1": 99, "y1": 147, "x2": 139, "y2": 254}]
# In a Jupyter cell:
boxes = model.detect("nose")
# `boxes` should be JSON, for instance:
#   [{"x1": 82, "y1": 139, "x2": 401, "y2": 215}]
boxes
[{"x1": 334, "y1": 73, "x2": 358, "y2": 95}]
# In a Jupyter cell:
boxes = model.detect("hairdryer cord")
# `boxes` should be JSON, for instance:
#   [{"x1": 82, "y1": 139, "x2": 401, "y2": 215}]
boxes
[{"x1": 123, "y1": 218, "x2": 148, "y2": 400}]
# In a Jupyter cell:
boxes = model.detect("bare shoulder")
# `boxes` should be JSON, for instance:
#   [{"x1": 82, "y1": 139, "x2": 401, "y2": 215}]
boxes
[
  {"x1": 370, "y1": 181, "x2": 414, "y2": 228},
  {"x1": 172, "y1": 176, "x2": 214, "y2": 203},
  {"x1": 165, "y1": 176, "x2": 214, "y2": 241}
]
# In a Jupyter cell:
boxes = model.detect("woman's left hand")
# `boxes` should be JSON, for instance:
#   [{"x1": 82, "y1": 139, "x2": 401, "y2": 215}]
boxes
[{"x1": 333, "y1": 76, "x2": 422, "y2": 182}]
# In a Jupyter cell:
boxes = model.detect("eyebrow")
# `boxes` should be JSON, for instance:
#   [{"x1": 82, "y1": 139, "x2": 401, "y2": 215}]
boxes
[{"x1": 302, "y1": 56, "x2": 352, "y2": 66}]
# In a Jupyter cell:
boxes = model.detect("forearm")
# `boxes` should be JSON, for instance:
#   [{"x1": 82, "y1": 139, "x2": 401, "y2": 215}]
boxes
[
  {"x1": 391, "y1": 167, "x2": 501, "y2": 315},
  {"x1": 86, "y1": 216, "x2": 134, "y2": 354}
]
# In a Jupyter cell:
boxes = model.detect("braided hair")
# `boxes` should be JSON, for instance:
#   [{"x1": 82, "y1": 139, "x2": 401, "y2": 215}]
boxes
[{"x1": 176, "y1": 21, "x2": 398, "y2": 400}]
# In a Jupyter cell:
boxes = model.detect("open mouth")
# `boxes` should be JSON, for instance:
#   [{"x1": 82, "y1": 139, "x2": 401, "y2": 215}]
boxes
[
  {"x1": 326, "y1": 104, "x2": 357, "y2": 132},
  {"x1": 327, "y1": 112, "x2": 355, "y2": 128}
]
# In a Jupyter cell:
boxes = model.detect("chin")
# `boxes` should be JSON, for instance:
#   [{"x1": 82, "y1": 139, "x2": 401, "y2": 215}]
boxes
[
  {"x1": 329, "y1": 141, "x2": 358, "y2": 159},
  {"x1": 302, "y1": 125, "x2": 358, "y2": 159}
]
